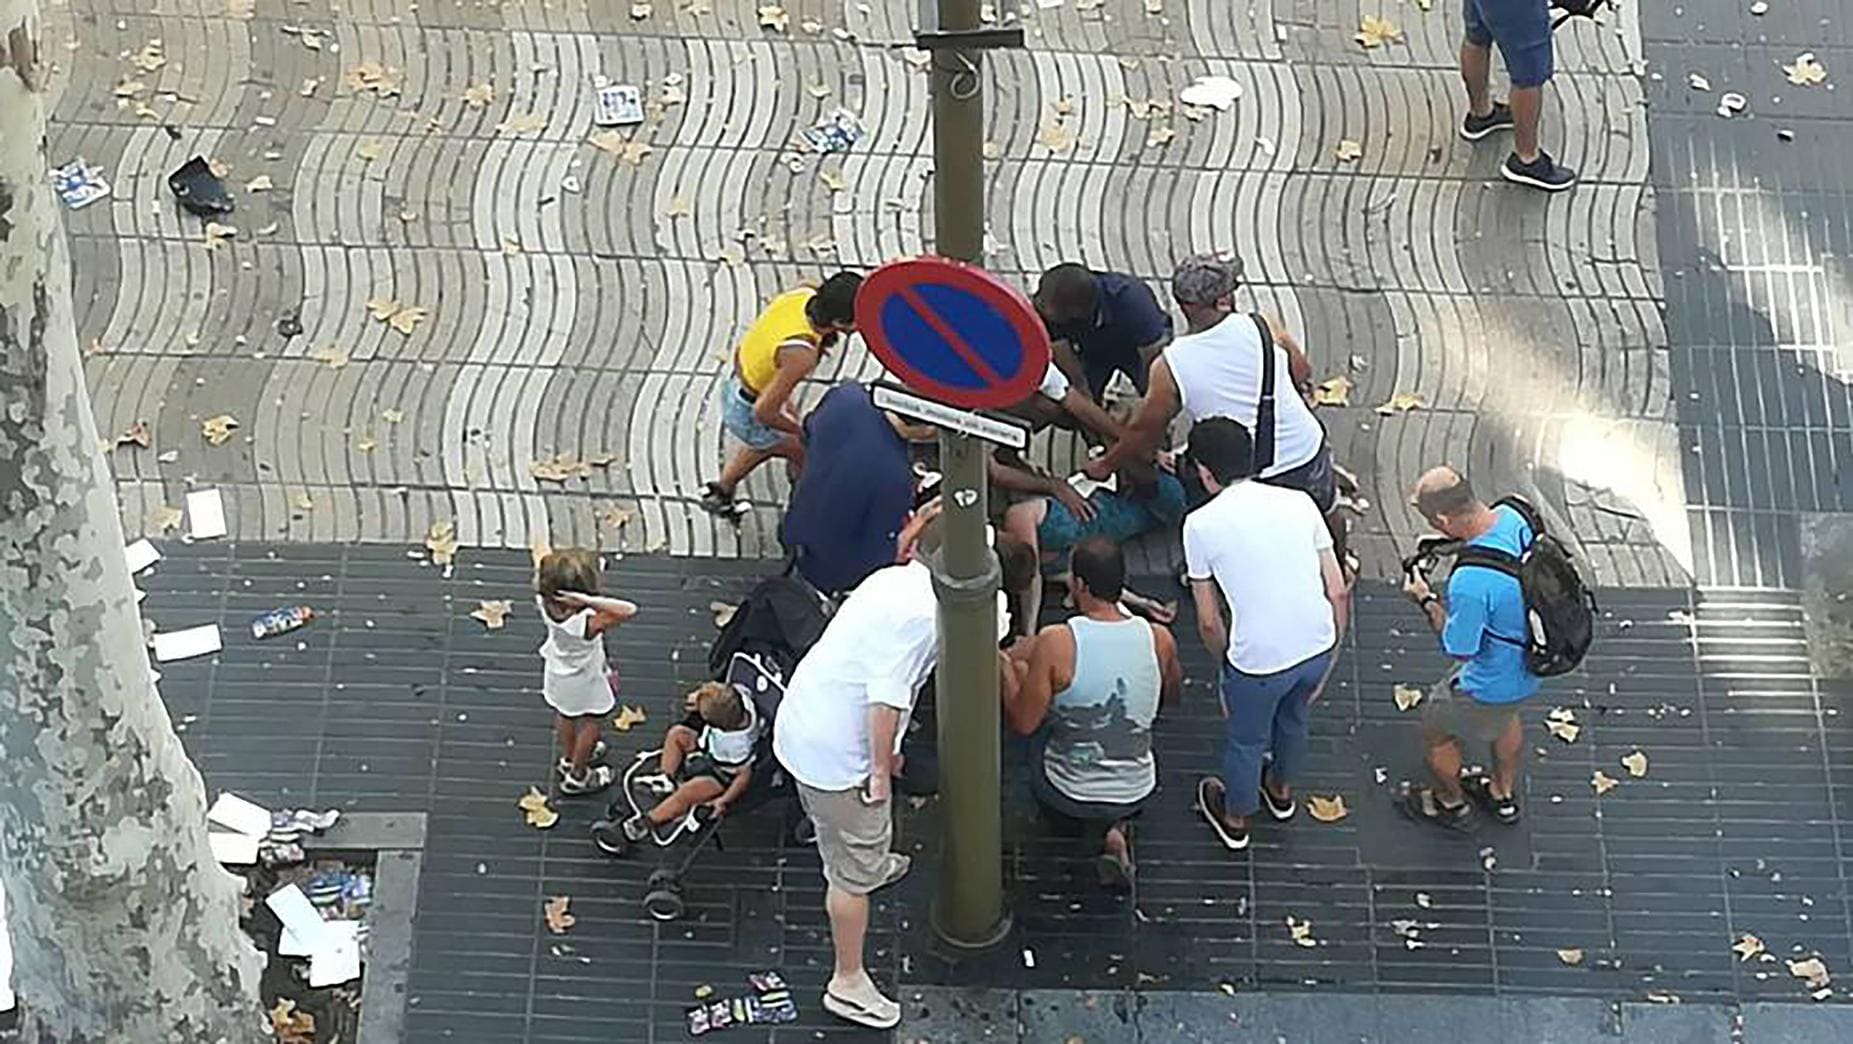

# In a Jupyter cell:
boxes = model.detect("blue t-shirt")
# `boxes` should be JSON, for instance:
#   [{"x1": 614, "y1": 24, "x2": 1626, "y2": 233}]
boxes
[
  {"x1": 781, "y1": 384, "x2": 915, "y2": 595},
  {"x1": 1046, "y1": 271, "x2": 1173, "y2": 384},
  {"x1": 1443, "y1": 505, "x2": 1540, "y2": 703}
]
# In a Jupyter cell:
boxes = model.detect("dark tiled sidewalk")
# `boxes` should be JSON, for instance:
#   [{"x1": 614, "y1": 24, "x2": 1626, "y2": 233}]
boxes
[{"x1": 141, "y1": 543, "x2": 1853, "y2": 1043}]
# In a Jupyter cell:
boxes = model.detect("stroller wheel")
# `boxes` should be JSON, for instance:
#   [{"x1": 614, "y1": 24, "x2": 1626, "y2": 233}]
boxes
[
  {"x1": 646, "y1": 868, "x2": 679, "y2": 892},
  {"x1": 643, "y1": 887, "x2": 686, "y2": 922},
  {"x1": 590, "y1": 820, "x2": 631, "y2": 858}
]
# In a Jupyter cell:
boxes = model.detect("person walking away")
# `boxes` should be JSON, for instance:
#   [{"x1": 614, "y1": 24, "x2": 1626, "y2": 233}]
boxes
[
  {"x1": 536, "y1": 549, "x2": 638, "y2": 795},
  {"x1": 1003, "y1": 537, "x2": 1182, "y2": 890},
  {"x1": 1458, "y1": 0, "x2": 1577, "y2": 191},
  {"x1": 700, "y1": 272, "x2": 863, "y2": 517},
  {"x1": 773, "y1": 530, "x2": 1037, "y2": 1029},
  {"x1": 1034, "y1": 263, "x2": 1173, "y2": 402},
  {"x1": 1084, "y1": 252, "x2": 1347, "y2": 563},
  {"x1": 1183, "y1": 419, "x2": 1349, "y2": 852},
  {"x1": 1397, "y1": 466, "x2": 1541, "y2": 829}
]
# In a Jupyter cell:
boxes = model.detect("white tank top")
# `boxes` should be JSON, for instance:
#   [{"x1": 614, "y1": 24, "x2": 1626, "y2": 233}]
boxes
[{"x1": 1162, "y1": 313, "x2": 1325, "y2": 477}]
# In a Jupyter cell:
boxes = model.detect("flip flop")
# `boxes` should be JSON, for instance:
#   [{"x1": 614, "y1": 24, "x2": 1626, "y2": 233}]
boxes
[
  {"x1": 1395, "y1": 783, "x2": 1478, "y2": 833},
  {"x1": 1196, "y1": 777, "x2": 1250, "y2": 851},
  {"x1": 822, "y1": 986, "x2": 901, "y2": 1029}
]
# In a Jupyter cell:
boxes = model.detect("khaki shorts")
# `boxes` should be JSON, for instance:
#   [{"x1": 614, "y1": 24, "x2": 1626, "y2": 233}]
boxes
[
  {"x1": 1421, "y1": 675, "x2": 1521, "y2": 744},
  {"x1": 797, "y1": 781, "x2": 893, "y2": 896}
]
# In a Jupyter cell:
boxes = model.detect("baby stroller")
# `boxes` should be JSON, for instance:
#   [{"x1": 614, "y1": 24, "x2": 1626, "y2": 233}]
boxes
[{"x1": 589, "y1": 575, "x2": 830, "y2": 921}]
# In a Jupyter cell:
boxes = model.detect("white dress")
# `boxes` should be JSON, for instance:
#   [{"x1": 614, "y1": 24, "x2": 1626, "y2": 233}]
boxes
[{"x1": 537, "y1": 597, "x2": 616, "y2": 717}]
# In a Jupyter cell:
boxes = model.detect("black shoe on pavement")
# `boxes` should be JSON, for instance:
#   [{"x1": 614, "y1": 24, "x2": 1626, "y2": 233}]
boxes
[
  {"x1": 697, "y1": 482, "x2": 738, "y2": 518},
  {"x1": 1460, "y1": 102, "x2": 1515, "y2": 141},
  {"x1": 1501, "y1": 150, "x2": 1578, "y2": 192}
]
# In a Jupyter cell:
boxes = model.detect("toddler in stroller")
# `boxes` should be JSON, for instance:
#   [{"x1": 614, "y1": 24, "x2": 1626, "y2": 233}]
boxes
[{"x1": 614, "y1": 677, "x2": 762, "y2": 846}]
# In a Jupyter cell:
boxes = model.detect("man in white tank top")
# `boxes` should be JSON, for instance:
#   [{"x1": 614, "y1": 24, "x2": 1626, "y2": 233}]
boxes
[{"x1": 1084, "y1": 253, "x2": 1346, "y2": 557}]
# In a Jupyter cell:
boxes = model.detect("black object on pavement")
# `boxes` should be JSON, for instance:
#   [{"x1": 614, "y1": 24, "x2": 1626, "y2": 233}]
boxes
[{"x1": 168, "y1": 156, "x2": 234, "y2": 216}]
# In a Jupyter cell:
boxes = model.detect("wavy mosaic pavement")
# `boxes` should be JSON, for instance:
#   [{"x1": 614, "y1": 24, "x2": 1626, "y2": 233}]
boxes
[{"x1": 51, "y1": 0, "x2": 1683, "y2": 584}]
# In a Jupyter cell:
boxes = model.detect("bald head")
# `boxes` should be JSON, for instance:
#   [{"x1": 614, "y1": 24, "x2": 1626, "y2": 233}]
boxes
[{"x1": 1412, "y1": 466, "x2": 1480, "y2": 523}]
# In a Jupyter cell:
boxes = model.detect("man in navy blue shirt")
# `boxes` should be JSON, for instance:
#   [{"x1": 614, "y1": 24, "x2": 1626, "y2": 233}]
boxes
[
  {"x1": 1034, "y1": 264, "x2": 1173, "y2": 401},
  {"x1": 781, "y1": 383, "x2": 924, "y2": 596},
  {"x1": 1399, "y1": 466, "x2": 1539, "y2": 831}
]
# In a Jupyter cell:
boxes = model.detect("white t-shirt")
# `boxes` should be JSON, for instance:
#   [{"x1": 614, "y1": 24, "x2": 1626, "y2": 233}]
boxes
[
  {"x1": 1162, "y1": 313, "x2": 1324, "y2": 477},
  {"x1": 774, "y1": 559, "x2": 1007, "y2": 791},
  {"x1": 1183, "y1": 481, "x2": 1336, "y2": 674}
]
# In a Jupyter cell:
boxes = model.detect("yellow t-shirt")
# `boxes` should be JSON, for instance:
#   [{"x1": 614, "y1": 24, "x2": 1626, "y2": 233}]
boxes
[{"x1": 736, "y1": 288, "x2": 822, "y2": 396}]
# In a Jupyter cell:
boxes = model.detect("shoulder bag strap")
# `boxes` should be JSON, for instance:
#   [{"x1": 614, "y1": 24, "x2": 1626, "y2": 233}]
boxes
[{"x1": 1251, "y1": 313, "x2": 1277, "y2": 473}]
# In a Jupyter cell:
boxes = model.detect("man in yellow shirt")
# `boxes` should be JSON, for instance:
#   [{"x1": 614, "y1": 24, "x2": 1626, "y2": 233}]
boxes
[{"x1": 701, "y1": 272, "x2": 863, "y2": 518}]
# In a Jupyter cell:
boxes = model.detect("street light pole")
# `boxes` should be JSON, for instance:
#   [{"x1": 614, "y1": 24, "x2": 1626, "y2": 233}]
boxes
[{"x1": 924, "y1": 0, "x2": 1010, "y2": 950}]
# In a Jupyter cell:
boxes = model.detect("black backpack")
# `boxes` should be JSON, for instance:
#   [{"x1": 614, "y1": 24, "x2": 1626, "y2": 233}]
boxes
[
  {"x1": 1550, "y1": 0, "x2": 1611, "y2": 27},
  {"x1": 1452, "y1": 496, "x2": 1596, "y2": 678}
]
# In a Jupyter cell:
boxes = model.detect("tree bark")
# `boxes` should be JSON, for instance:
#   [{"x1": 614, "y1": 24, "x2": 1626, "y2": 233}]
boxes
[{"x1": 0, "y1": 2, "x2": 265, "y2": 1040}]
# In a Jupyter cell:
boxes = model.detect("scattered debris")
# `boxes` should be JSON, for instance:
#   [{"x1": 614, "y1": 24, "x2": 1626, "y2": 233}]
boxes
[
  {"x1": 1788, "y1": 956, "x2": 1831, "y2": 994},
  {"x1": 269, "y1": 999, "x2": 315, "y2": 1044},
  {"x1": 1687, "y1": 72, "x2": 1712, "y2": 91},
  {"x1": 1415, "y1": 892, "x2": 1432, "y2": 908},
  {"x1": 462, "y1": 83, "x2": 494, "y2": 108},
  {"x1": 518, "y1": 786, "x2": 559, "y2": 829},
  {"x1": 1717, "y1": 92, "x2": 1748, "y2": 118},
  {"x1": 344, "y1": 62, "x2": 405, "y2": 98},
  {"x1": 365, "y1": 297, "x2": 429, "y2": 335},
  {"x1": 803, "y1": 109, "x2": 864, "y2": 153},
  {"x1": 1335, "y1": 139, "x2": 1363, "y2": 162},
  {"x1": 201, "y1": 414, "x2": 240, "y2": 445},
  {"x1": 51, "y1": 159, "x2": 112, "y2": 209},
  {"x1": 424, "y1": 520, "x2": 459, "y2": 567},
  {"x1": 613, "y1": 705, "x2": 648, "y2": 731},
  {"x1": 169, "y1": 156, "x2": 235, "y2": 216},
  {"x1": 1307, "y1": 795, "x2": 1349, "y2": 822},
  {"x1": 1733, "y1": 933, "x2": 1765, "y2": 962},
  {"x1": 1285, "y1": 916, "x2": 1318, "y2": 947},
  {"x1": 1620, "y1": 749, "x2": 1649, "y2": 778},
  {"x1": 150, "y1": 504, "x2": 185, "y2": 532},
  {"x1": 251, "y1": 605, "x2": 314, "y2": 640},
  {"x1": 1644, "y1": 990, "x2": 1681, "y2": 1004},
  {"x1": 1374, "y1": 391, "x2": 1425, "y2": 415},
  {"x1": 595, "y1": 84, "x2": 645, "y2": 126},
  {"x1": 531, "y1": 454, "x2": 596, "y2": 483},
  {"x1": 1558, "y1": 948, "x2": 1585, "y2": 966},
  {"x1": 1591, "y1": 770, "x2": 1619, "y2": 795},
  {"x1": 1177, "y1": 75, "x2": 1241, "y2": 111},
  {"x1": 544, "y1": 895, "x2": 576, "y2": 933},
  {"x1": 471, "y1": 600, "x2": 512, "y2": 630},
  {"x1": 1393, "y1": 684, "x2": 1424, "y2": 712},
  {"x1": 710, "y1": 601, "x2": 739, "y2": 628},
  {"x1": 1782, "y1": 53, "x2": 1828, "y2": 87},
  {"x1": 1355, "y1": 15, "x2": 1402, "y2": 49},
  {"x1": 1545, "y1": 707, "x2": 1581, "y2": 743},
  {"x1": 117, "y1": 421, "x2": 152, "y2": 448},
  {"x1": 758, "y1": 4, "x2": 790, "y2": 31},
  {"x1": 1314, "y1": 375, "x2": 1352, "y2": 406},
  {"x1": 498, "y1": 112, "x2": 548, "y2": 135}
]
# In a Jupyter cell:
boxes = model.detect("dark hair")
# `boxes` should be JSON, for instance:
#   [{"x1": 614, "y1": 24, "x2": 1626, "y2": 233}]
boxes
[
  {"x1": 995, "y1": 535, "x2": 1037, "y2": 601},
  {"x1": 1188, "y1": 417, "x2": 1256, "y2": 485},
  {"x1": 1415, "y1": 470, "x2": 1478, "y2": 518},
  {"x1": 1034, "y1": 263, "x2": 1098, "y2": 326},
  {"x1": 809, "y1": 271, "x2": 863, "y2": 327},
  {"x1": 1069, "y1": 536, "x2": 1125, "y2": 601},
  {"x1": 536, "y1": 548, "x2": 600, "y2": 597}
]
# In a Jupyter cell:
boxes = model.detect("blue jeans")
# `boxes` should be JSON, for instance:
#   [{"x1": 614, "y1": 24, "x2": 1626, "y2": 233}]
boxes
[
  {"x1": 1218, "y1": 649, "x2": 1334, "y2": 817},
  {"x1": 1463, "y1": 0, "x2": 1554, "y2": 88}
]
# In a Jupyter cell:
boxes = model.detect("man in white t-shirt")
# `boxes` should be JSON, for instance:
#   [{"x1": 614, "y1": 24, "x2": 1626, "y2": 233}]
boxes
[
  {"x1": 1084, "y1": 252, "x2": 1345, "y2": 559},
  {"x1": 1182, "y1": 417, "x2": 1350, "y2": 852},
  {"x1": 773, "y1": 530, "x2": 1035, "y2": 1030}
]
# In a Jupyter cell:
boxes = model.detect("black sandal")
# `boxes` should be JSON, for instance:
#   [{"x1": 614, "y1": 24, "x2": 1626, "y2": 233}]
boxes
[
  {"x1": 1396, "y1": 783, "x2": 1478, "y2": 833},
  {"x1": 1460, "y1": 774, "x2": 1520, "y2": 825}
]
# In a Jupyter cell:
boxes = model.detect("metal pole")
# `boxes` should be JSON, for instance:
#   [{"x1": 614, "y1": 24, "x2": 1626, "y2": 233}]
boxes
[{"x1": 926, "y1": 0, "x2": 1009, "y2": 950}]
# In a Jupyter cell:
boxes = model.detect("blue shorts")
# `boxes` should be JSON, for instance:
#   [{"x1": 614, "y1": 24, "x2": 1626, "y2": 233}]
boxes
[
  {"x1": 1464, "y1": 0, "x2": 1555, "y2": 88},
  {"x1": 719, "y1": 375, "x2": 787, "y2": 451}
]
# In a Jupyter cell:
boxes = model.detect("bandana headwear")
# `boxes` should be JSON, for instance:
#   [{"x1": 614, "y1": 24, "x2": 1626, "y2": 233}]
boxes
[{"x1": 1171, "y1": 252, "x2": 1245, "y2": 306}]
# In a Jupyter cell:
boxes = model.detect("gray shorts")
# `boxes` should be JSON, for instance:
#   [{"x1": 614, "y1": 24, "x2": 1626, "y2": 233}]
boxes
[
  {"x1": 796, "y1": 781, "x2": 893, "y2": 896},
  {"x1": 1422, "y1": 675, "x2": 1521, "y2": 744}
]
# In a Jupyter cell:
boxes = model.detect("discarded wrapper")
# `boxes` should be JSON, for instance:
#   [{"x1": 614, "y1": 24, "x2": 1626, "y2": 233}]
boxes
[
  {"x1": 802, "y1": 109, "x2": 863, "y2": 154},
  {"x1": 168, "y1": 156, "x2": 235, "y2": 216},
  {"x1": 595, "y1": 84, "x2": 645, "y2": 126},
  {"x1": 51, "y1": 159, "x2": 112, "y2": 209}
]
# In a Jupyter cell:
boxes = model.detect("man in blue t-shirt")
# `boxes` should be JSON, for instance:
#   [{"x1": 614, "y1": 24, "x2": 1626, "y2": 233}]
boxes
[
  {"x1": 780, "y1": 383, "x2": 928, "y2": 596},
  {"x1": 1034, "y1": 264, "x2": 1174, "y2": 400},
  {"x1": 1399, "y1": 466, "x2": 1539, "y2": 831}
]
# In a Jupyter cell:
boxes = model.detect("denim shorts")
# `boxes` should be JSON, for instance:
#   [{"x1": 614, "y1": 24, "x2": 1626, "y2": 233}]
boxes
[
  {"x1": 719, "y1": 375, "x2": 787, "y2": 450},
  {"x1": 1464, "y1": 0, "x2": 1555, "y2": 88}
]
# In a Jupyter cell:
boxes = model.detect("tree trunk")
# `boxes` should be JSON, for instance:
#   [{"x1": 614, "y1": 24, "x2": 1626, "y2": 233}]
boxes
[{"x1": 0, "y1": 3, "x2": 265, "y2": 1040}]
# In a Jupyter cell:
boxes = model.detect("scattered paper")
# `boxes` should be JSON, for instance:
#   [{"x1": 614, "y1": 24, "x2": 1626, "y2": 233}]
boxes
[
  {"x1": 1393, "y1": 684, "x2": 1424, "y2": 712},
  {"x1": 1717, "y1": 92, "x2": 1748, "y2": 118},
  {"x1": 208, "y1": 830, "x2": 260, "y2": 866},
  {"x1": 207, "y1": 792, "x2": 272, "y2": 837},
  {"x1": 266, "y1": 884, "x2": 333, "y2": 953},
  {"x1": 471, "y1": 600, "x2": 512, "y2": 629},
  {"x1": 758, "y1": 4, "x2": 790, "y2": 31},
  {"x1": 518, "y1": 786, "x2": 559, "y2": 829},
  {"x1": 124, "y1": 539, "x2": 161, "y2": 575},
  {"x1": 1177, "y1": 76, "x2": 1241, "y2": 111},
  {"x1": 308, "y1": 921, "x2": 362, "y2": 987},
  {"x1": 186, "y1": 488, "x2": 228, "y2": 539},
  {"x1": 1687, "y1": 72, "x2": 1712, "y2": 91},
  {"x1": 153, "y1": 624, "x2": 222, "y2": 663},
  {"x1": 1307, "y1": 795, "x2": 1348, "y2": 822}
]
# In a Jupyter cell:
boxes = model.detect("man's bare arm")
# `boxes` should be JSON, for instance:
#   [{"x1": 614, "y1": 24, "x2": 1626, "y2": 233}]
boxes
[
  {"x1": 1086, "y1": 358, "x2": 1181, "y2": 479},
  {"x1": 1190, "y1": 578, "x2": 1228, "y2": 664}
]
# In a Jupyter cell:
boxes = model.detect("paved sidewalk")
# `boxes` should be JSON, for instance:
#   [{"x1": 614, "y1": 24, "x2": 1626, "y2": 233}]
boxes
[{"x1": 50, "y1": 0, "x2": 1682, "y2": 585}]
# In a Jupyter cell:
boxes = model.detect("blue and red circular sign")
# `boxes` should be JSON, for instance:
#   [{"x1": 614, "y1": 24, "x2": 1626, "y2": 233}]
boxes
[{"x1": 855, "y1": 257, "x2": 1051, "y2": 410}]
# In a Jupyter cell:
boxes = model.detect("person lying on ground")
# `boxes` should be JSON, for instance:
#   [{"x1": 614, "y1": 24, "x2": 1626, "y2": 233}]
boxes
[
  {"x1": 1001, "y1": 456, "x2": 1187, "y2": 633},
  {"x1": 1002, "y1": 536, "x2": 1182, "y2": 892},
  {"x1": 617, "y1": 681, "x2": 761, "y2": 842}
]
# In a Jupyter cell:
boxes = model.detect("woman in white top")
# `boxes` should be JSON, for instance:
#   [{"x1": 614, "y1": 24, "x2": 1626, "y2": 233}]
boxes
[{"x1": 537, "y1": 549, "x2": 638, "y2": 795}]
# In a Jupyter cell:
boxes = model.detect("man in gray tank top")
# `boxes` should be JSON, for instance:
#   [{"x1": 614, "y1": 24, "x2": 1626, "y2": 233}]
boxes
[{"x1": 1003, "y1": 537, "x2": 1183, "y2": 890}]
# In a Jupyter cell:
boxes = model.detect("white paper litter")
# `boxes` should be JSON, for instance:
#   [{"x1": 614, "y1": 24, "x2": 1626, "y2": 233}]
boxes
[
  {"x1": 153, "y1": 624, "x2": 222, "y2": 662},
  {"x1": 207, "y1": 831, "x2": 260, "y2": 866},
  {"x1": 1178, "y1": 75, "x2": 1242, "y2": 110},
  {"x1": 308, "y1": 921, "x2": 363, "y2": 987},
  {"x1": 207, "y1": 792, "x2": 273, "y2": 838},
  {"x1": 124, "y1": 538, "x2": 161, "y2": 574},
  {"x1": 186, "y1": 488, "x2": 228, "y2": 539},
  {"x1": 278, "y1": 925, "x2": 315, "y2": 957},
  {"x1": 266, "y1": 885, "x2": 333, "y2": 953},
  {"x1": 1067, "y1": 472, "x2": 1118, "y2": 499}
]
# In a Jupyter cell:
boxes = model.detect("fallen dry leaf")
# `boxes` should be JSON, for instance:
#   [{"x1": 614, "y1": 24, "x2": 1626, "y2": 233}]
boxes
[
  {"x1": 312, "y1": 345, "x2": 350, "y2": 370},
  {"x1": 1036, "y1": 121, "x2": 1077, "y2": 152},
  {"x1": 1314, "y1": 375, "x2": 1352, "y2": 407},
  {"x1": 293, "y1": 492, "x2": 315, "y2": 510},
  {"x1": 1783, "y1": 52, "x2": 1828, "y2": 87},
  {"x1": 1285, "y1": 916, "x2": 1318, "y2": 948},
  {"x1": 1733, "y1": 933, "x2": 1766, "y2": 962},
  {"x1": 356, "y1": 140, "x2": 382, "y2": 163},
  {"x1": 1545, "y1": 707, "x2": 1581, "y2": 743},
  {"x1": 200, "y1": 414, "x2": 239, "y2": 445},
  {"x1": 758, "y1": 4, "x2": 790, "y2": 31},
  {"x1": 1393, "y1": 684, "x2": 1424, "y2": 712},
  {"x1": 1591, "y1": 770, "x2": 1619, "y2": 796},
  {"x1": 530, "y1": 454, "x2": 593, "y2": 483},
  {"x1": 544, "y1": 895, "x2": 576, "y2": 933},
  {"x1": 1375, "y1": 391, "x2": 1425, "y2": 415},
  {"x1": 819, "y1": 169, "x2": 847, "y2": 192},
  {"x1": 518, "y1": 786, "x2": 559, "y2": 829},
  {"x1": 203, "y1": 222, "x2": 238, "y2": 248},
  {"x1": 244, "y1": 174, "x2": 274, "y2": 192},
  {"x1": 1788, "y1": 956, "x2": 1831, "y2": 989},
  {"x1": 425, "y1": 520, "x2": 459, "y2": 566},
  {"x1": 1620, "y1": 749, "x2": 1649, "y2": 778},
  {"x1": 269, "y1": 998, "x2": 315, "y2": 1044},
  {"x1": 498, "y1": 112, "x2": 548, "y2": 135},
  {"x1": 710, "y1": 601, "x2": 739, "y2": 628},
  {"x1": 365, "y1": 298, "x2": 429, "y2": 335},
  {"x1": 471, "y1": 599, "x2": 512, "y2": 629},
  {"x1": 117, "y1": 421, "x2": 152, "y2": 448},
  {"x1": 612, "y1": 705, "x2": 648, "y2": 732},
  {"x1": 1355, "y1": 15, "x2": 1402, "y2": 49},
  {"x1": 462, "y1": 82, "x2": 494, "y2": 108},
  {"x1": 150, "y1": 504, "x2": 184, "y2": 532},
  {"x1": 663, "y1": 196, "x2": 691, "y2": 218},
  {"x1": 381, "y1": 408, "x2": 404, "y2": 424},
  {"x1": 355, "y1": 435, "x2": 377, "y2": 453},
  {"x1": 129, "y1": 39, "x2": 166, "y2": 73},
  {"x1": 1335, "y1": 139, "x2": 1363, "y2": 162},
  {"x1": 599, "y1": 504, "x2": 637, "y2": 530},
  {"x1": 1307, "y1": 794, "x2": 1349, "y2": 822},
  {"x1": 1557, "y1": 948, "x2": 1585, "y2": 966},
  {"x1": 343, "y1": 61, "x2": 404, "y2": 98}
]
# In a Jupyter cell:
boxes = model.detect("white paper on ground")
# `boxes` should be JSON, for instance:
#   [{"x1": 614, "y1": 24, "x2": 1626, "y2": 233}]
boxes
[
  {"x1": 207, "y1": 830, "x2": 259, "y2": 866},
  {"x1": 153, "y1": 624, "x2": 222, "y2": 662},
  {"x1": 207, "y1": 792, "x2": 272, "y2": 837},
  {"x1": 308, "y1": 921, "x2": 362, "y2": 987},
  {"x1": 278, "y1": 926, "x2": 314, "y2": 957},
  {"x1": 124, "y1": 538, "x2": 161, "y2": 574},
  {"x1": 266, "y1": 885, "x2": 332, "y2": 953},
  {"x1": 186, "y1": 488, "x2": 228, "y2": 539}
]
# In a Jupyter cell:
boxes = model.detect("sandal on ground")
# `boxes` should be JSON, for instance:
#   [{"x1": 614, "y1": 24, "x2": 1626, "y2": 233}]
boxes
[
  {"x1": 556, "y1": 740, "x2": 609, "y2": 776},
  {"x1": 1260, "y1": 781, "x2": 1296, "y2": 823},
  {"x1": 559, "y1": 763, "x2": 616, "y2": 796},
  {"x1": 822, "y1": 981, "x2": 901, "y2": 1030},
  {"x1": 1460, "y1": 774, "x2": 1521, "y2": 825},
  {"x1": 1196, "y1": 777, "x2": 1251, "y2": 852},
  {"x1": 1395, "y1": 783, "x2": 1478, "y2": 833}
]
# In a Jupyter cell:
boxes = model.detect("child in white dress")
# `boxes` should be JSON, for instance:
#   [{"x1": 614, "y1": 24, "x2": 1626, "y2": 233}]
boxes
[{"x1": 536, "y1": 549, "x2": 638, "y2": 795}]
